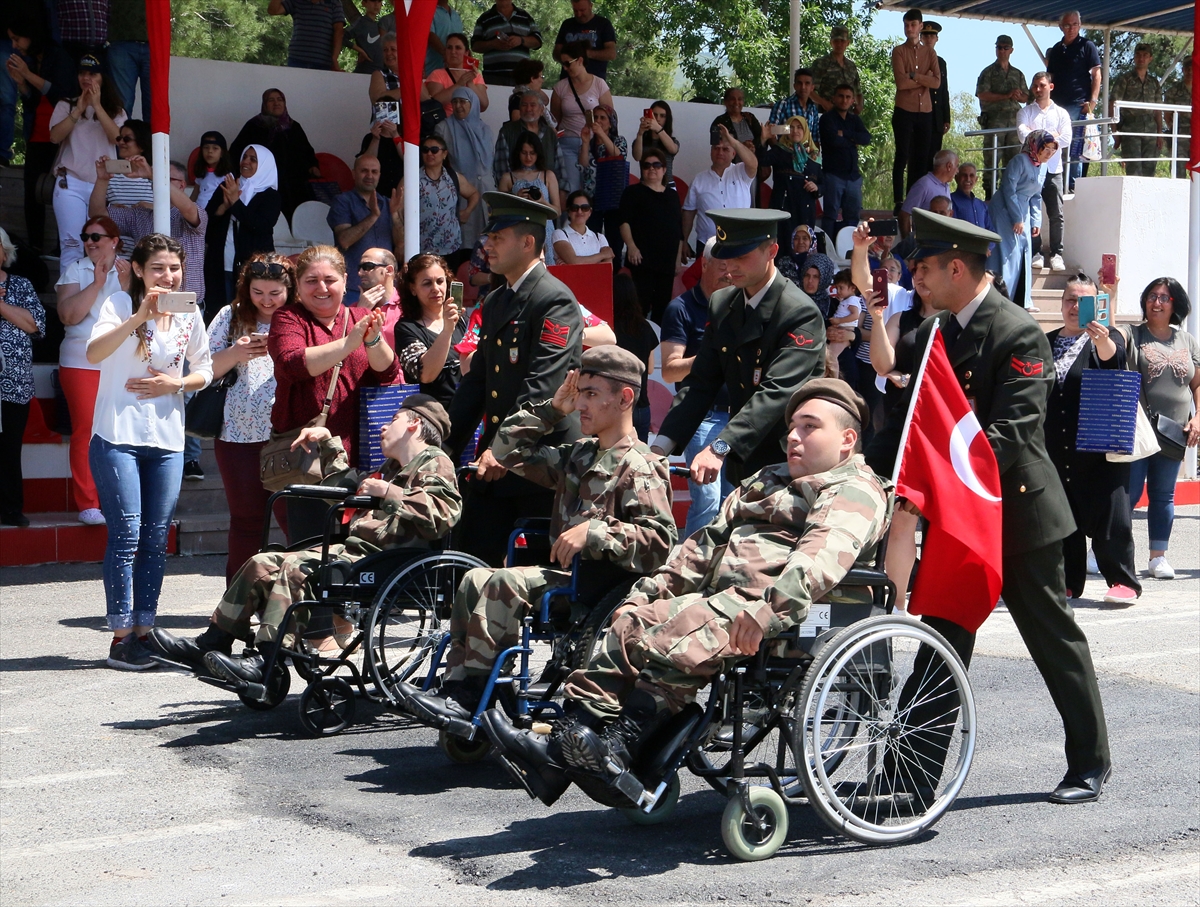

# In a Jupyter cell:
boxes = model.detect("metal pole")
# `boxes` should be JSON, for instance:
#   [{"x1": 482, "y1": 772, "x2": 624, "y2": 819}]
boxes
[
  {"x1": 404, "y1": 141, "x2": 419, "y2": 260},
  {"x1": 151, "y1": 133, "x2": 170, "y2": 235},
  {"x1": 1100, "y1": 29, "x2": 1111, "y2": 177},
  {"x1": 789, "y1": 0, "x2": 800, "y2": 78},
  {"x1": 1187, "y1": 6, "x2": 1198, "y2": 478}
]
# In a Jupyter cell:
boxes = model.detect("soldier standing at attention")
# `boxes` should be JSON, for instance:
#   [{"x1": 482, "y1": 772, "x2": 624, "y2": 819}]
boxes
[
  {"x1": 650, "y1": 209, "x2": 826, "y2": 494},
  {"x1": 921, "y1": 21, "x2": 951, "y2": 156},
  {"x1": 404, "y1": 347, "x2": 677, "y2": 729},
  {"x1": 867, "y1": 209, "x2": 1111, "y2": 805},
  {"x1": 975, "y1": 35, "x2": 1028, "y2": 198},
  {"x1": 1110, "y1": 43, "x2": 1163, "y2": 178},
  {"x1": 447, "y1": 192, "x2": 583, "y2": 567},
  {"x1": 811, "y1": 25, "x2": 864, "y2": 115}
]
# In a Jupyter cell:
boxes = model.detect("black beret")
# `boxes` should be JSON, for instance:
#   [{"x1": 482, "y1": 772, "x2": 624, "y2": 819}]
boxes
[{"x1": 785, "y1": 377, "x2": 870, "y2": 428}]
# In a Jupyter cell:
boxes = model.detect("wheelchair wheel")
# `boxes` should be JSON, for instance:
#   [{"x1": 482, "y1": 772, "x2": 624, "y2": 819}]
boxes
[
  {"x1": 567, "y1": 579, "x2": 639, "y2": 671},
  {"x1": 366, "y1": 552, "x2": 487, "y2": 702},
  {"x1": 298, "y1": 677, "x2": 357, "y2": 737},
  {"x1": 238, "y1": 660, "x2": 291, "y2": 711},
  {"x1": 720, "y1": 786, "x2": 789, "y2": 861},
  {"x1": 619, "y1": 773, "x2": 680, "y2": 826},
  {"x1": 797, "y1": 615, "x2": 975, "y2": 845},
  {"x1": 438, "y1": 727, "x2": 493, "y2": 764}
]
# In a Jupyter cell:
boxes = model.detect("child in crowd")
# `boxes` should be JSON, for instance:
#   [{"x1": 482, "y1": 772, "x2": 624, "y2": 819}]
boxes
[{"x1": 826, "y1": 268, "x2": 862, "y2": 377}]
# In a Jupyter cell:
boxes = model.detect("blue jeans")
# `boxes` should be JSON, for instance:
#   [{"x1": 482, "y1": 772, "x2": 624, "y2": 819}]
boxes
[
  {"x1": 89, "y1": 436, "x2": 183, "y2": 630},
  {"x1": 821, "y1": 173, "x2": 862, "y2": 240},
  {"x1": 682, "y1": 410, "x2": 734, "y2": 539},
  {"x1": 558, "y1": 135, "x2": 583, "y2": 195},
  {"x1": 1061, "y1": 102, "x2": 1084, "y2": 190},
  {"x1": 1128, "y1": 452, "x2": 1178, "y2": 552},
  {"x1": 0, "y1": 39, "x2": 16, "y2": 163},
  {"x1": 106, "y1": 41, "x2": 152, "y2": 121}
]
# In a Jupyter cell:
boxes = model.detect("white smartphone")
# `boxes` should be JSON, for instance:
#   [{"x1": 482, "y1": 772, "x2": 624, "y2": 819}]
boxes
[
  {"x1": 104, "y1": 158, "x2": 132, "y2": 174},
  {"x1": 157, "y1": 291, "x2": 198, "y2": 314},
  {"x1": 249, "y1": 331, "x2": 269, "y2": 342}
]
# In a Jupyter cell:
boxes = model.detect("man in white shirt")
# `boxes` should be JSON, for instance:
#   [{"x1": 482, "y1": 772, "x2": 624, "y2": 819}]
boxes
[
  {"x1": 1017, "y1": 72, "x2": 1072, "y2": 271},
  {"x1": 681, "y1": 124, "x2": 758, "y2": 258}
]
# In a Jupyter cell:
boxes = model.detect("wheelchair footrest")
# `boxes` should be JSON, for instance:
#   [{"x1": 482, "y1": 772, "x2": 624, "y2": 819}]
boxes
[
  {"x1": 614, "y1": 770, "x2": 645, "y2": 805},
  {"x1": 444, "y1": 716, "x2": 477, "y2": 740}
]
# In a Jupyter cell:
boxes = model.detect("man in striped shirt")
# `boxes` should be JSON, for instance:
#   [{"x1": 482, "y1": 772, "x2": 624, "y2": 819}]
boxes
[
  {"x1": 471, "y1": 0, "x2": 543, "y2": 87},
  {"x1": 267, "y1": 0, "x2": 344, "y2": 72}
]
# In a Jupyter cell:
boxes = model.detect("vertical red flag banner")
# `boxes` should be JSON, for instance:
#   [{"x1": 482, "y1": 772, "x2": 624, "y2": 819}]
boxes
[
  {"x1": 893, "y1": 328, "x2": 1004, "y2": 633},
  {"x1": 145, "y1": 0, "x2": 172, "y2": 235},
  {"x1": 392, "y1": 1, "x2": 437, "y2": 150}
]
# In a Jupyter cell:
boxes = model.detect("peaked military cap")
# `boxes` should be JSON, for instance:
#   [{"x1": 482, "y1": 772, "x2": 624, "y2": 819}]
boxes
[
  {"x1": 708, "y1": 208, "x2": 791, "y2": 259},
  {"x1": 920, "y1": 20, "x2": 942, "y2": 34},
  {"x1": 580, "y1": 345, "x2": 645, "y2": 388},
  {"x1": 785, "y1": 377, "x2": 870, "y2": 428},
  {"x1": 906, "y1": 208, "x2": 1002, "y2": 262},
  {"x1": 399, "y1": 393, "x2": 451, "y2": 440},
  {"x1": 995, "y1": 34, "x2": 1014, "y2": 46},
  {"x1": 483, "y1": 191, "x2": 559, "y2": 233}
]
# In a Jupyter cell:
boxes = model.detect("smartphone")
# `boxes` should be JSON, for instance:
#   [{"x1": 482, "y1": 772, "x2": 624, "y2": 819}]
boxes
[
  {"x1": 1100, "y1": 254, "x2": 1116, "y2": 286},
  {"x1": 156, "y1": 291, "x2": 198, "y2": 314},
  {"x1": 104, "y1": 158, "x2": 132, "y2": 175},
  {"x1": 584, "y1": 108, "x2": 595, "y2": 127},
  {"x1": 872, "y1": 268, "x2": 889, "y2": 303},
  {"x1": 709, "y1": 125, "x2": 723, "y2": 146},
  {"x1": 1078, "y1": 293, "x2": 1111, "y2": 328},
  {"x1": 643, "y1": 108, "x2": 653, "y2": 119},
  {"x1": 249, "y1": 331, "x2": 269, "y2": 342},
  {"x1": 773, "y1": 123, "x2": 791, "y2": 137},
  {"x1": 867, "y1": 218, "x2": 899, "y2": 237},
  {"x1": 449, "y1": 281, "x2": 463, "y2": 308}
]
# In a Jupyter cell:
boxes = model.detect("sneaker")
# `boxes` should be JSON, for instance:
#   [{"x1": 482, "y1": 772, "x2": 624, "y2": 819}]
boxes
[
  {"x1": 1103, "y1": 584, "x2": 1138, "y2": 604},
  {"x1": 1050, "y1": 254, "x2": 1066, "y2": 272},
  {"x1": 78, "y1": 508, "x2": 106, "y2": 526},
  {"x1": 1148, "y1": 556, "x2": 1175, "y2": 579},
  {"x1": 1031, "y1": 254, "x2": 1045, "y2": 269},
  {"x1": 107, "y1": 635, "x2": 159, "y2": 671},
  {"x1": 183, "y1": 460, "x2": 205, "y2": 481},
  {"x1": 1086, "y1": 550, "x2": 1100, "y2": 575}
]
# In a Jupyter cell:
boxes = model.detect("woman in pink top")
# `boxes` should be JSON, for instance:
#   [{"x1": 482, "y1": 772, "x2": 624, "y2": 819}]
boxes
[
  {"x1": 425, "y1": 33, "x2": 488, "y2": 118},
  {"x1": 550, "y1": 40, "x2": 613, "y2": 194}
]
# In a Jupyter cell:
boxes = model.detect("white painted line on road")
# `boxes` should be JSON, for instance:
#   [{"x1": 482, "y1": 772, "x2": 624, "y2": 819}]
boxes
[
  {"x1": 0, "y1": 726, "x2": 36, "y2": 734},
  {"x1": 1094, "y1": 647, "x2": 1198, "y2": 663},
  {"x1": 0, "y1": 769, "x2": 121, "y2": 789},
  {"x1": 4, "y1": 818, "x2": 245, "y2": 861},
  {"x1": 1074, "y1": 609, "x2": 1200, "y2": 627}
]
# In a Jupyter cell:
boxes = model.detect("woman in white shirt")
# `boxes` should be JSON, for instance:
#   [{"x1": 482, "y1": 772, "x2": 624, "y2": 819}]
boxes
[
  {"x1": 551, "y1": 190, "x2": 614, "y2": 265},
  {"x1": 54, "y1": 215, "x2": 130, "y2": 526},
  {"x1": 206, "y1": 253, "x2": 292, "y2": 582},
  {"x1": 86, "y1": 233, "x2": 213, "y2": 671}
]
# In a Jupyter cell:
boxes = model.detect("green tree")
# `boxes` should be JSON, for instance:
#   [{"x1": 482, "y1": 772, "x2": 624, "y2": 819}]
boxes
[{"x1": 171, "y1": 0, "x2": 290, "y2": 66}]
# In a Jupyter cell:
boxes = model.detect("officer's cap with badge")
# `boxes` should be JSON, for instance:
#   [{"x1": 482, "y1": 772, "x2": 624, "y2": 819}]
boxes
[
  {"x1": 707, "y1": 208, "x2": 792, "y2": 259},
  {"x1": 905, "y1": 208, "x2": 1001, "y2": 262},
  {"x1": 482, "y1": 190, "x2": 559, "y2": 233}
]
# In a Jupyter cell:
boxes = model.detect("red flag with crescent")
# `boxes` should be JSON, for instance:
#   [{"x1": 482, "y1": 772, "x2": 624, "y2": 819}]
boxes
[
  {"x1": 893, "y1": 329, "x2": 1003, "y2": 632},
  {"x1": 389, "y1": 1, "x2": 438, "y2": 146}
]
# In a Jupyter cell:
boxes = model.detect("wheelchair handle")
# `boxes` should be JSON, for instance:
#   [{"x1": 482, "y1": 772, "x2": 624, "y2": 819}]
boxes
[{"x1": 668, "y1": 465, "x2": 691, "y2": 477}]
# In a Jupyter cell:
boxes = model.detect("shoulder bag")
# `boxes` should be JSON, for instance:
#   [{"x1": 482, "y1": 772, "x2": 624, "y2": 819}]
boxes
[{"x1": 185, "y1": 319, "x2": 237, "y2": 440}]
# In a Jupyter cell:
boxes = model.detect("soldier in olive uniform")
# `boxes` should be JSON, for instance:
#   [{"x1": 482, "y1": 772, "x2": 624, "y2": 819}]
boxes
[
  {"x1": 447, "y1": 192, "x2": 584, "y2": 567},
  {"x1": 975, "y1": 35, "x2": 1028, "y2": 196},
  {"x1": 483, "y1": 380, "x2": 893, "y2": 805},
  {"x1": 651, "y1": 209, "x2": 826, "y2": 499},
  {"x1": 1110, "y1": 44, "x2": 1163, "y2": 177},
  {"x1": 811, "y1": 25, "x2": 864, "y2": 114},
  {"x1": 1162, "y1": 58, "x2": 1191, "y2": 178},
  {"x1": 867, "y1": 209, "x2": 1111, "y2": 804},
  {"x1": 404, "y1": 347, "x2": 677, "y2": 729}
]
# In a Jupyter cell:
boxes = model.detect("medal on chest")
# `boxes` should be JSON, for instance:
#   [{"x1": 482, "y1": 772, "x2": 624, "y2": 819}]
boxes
[{"x1": 509, "y1": 348, "x2": 519, "y2": 364}]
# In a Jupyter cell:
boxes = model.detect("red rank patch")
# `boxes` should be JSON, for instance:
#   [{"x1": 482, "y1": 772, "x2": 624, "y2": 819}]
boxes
[
  {"x1": 788, "y1": 331, "x2": 815, "y2": 348},
  {"x1": 540, "y1": 319, "x2": 570, "y2": 348},
  {"x1": 1009, "y1": 355, "x2": 1044, "y2": 377}
]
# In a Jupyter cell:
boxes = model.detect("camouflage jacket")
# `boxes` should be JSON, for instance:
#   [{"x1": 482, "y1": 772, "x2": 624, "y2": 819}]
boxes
[
  {"x1": 624, "y1": 455, "x2": 892, "y2": 635},
  {"x1": 492, "y1": 400, "x2": 677, "y2": 574},
  {"x1": 318, "y1": 439, "x2": 463, "y2": 556},
  {"x1": 1162, "y1": 78, "x2": 1191, "y2": 129},
  {"x1": 811, "y1": 53, "x2": 862, "y2": 104},
  {"x1": 1111, "y1": 69, "x2": 1161, "y2": 131},
  {"x1": 976, "y1": 61, "x2": 1027, "y2": 127}
]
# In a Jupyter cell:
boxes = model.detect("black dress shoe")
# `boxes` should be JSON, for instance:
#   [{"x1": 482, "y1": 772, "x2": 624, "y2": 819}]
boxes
[
  {"x1": 480, "y1": 708, "x2": 571, "y2": 806},
  {"x1": 205, "y1": 649, "x2": 266, "y2": 684},
  {"x1": 1049, "y1": 765, "x2": 1111, "y2": 804},
  {"x1": 147, "y1": 626, "x2": 232, "y2": 671}
]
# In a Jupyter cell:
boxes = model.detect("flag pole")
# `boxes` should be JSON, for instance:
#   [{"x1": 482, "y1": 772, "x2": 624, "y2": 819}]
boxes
[{"x1": 891, "y1": 322, "x2": 941, "y2": 486}]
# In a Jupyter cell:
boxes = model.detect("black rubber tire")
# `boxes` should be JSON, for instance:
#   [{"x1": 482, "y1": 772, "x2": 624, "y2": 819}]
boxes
[
  {"x1": 239, "y1": 660, "x2": 291, "y2": 711},
  {"x1": 438, "y1": 727, "x2": 493, "y2": 763},
  {"x1": 619, "y1": 773, "x2": 681, "y2": 826},
  {"x1": 297, "y1": 677, "x2": 357, "y2": 737},
  {"x1": 567, "y1": 577, "x2": 640, "y2": 671}
]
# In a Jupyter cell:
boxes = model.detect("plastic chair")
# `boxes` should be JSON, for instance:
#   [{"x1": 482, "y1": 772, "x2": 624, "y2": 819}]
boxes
[
  {"x1": 834, "y1": 225, "x2": 856, "y2": 262},
  {"x1": 314, "y1": 153, "x2": 354, "y2": 192},
  {"x1": 290, "y1": 200, "x2": 335, "y2": 247}
]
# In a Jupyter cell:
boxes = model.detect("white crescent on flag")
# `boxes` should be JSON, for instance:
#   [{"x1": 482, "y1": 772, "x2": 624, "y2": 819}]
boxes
[{"x1": 949, "y1": 413, "x2": 1002, "y2": 502}]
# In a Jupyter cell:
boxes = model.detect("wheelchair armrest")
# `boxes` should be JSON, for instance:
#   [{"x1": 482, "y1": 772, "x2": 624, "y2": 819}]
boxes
[
  {"x1": 513, "y1": 517, "x2": 552, "y2": 533},
  {"x1": 840, "y1": 567, "x2": 891, "y2": 587},
  {"x1": 278, "y1": 484, "x2": 352, "y2": 500}
]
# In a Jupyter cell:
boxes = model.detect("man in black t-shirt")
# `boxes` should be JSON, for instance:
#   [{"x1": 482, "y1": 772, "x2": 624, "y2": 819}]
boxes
[{"x1": 552, "y1": 0, "x2": 617, "y2": 80}]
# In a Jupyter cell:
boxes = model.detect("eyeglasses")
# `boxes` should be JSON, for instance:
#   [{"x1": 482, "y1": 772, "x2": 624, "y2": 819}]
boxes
[
  {"x1": 115, "y1": 135, "x2": 135, "y2": 143},
  {"x1": 1146, "y1": 293, "x2": 1173, "y2": 304},
  {"x1": 359, "y1": 261, "x2": 386, "y2": 272},
  {"x1": 80, "y1": 232, "x2": 111, "y2": 243},
  {"x1": 421, "y1": 146, "x2": 444, "y2": 154},
  {"x1": 247, "y1": 261, "x2": 287, "y2": 279},
  {"x1": 642, "y1": 161, "x2": 665, "y2": 170},
  {"x1": 567, "y1": 203, "x2": 592, "y2": 212}
]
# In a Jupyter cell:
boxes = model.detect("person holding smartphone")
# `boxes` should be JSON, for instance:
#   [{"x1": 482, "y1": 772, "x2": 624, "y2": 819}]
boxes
[
  {"x1": 85, "y1": 233, "x2": 213, "y2": 670},
  {"x1": 395, "y1": 253, "x2": 468, "y2": 406}
]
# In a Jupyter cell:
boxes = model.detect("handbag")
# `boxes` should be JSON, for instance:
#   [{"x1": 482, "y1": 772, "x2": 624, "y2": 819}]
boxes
[
  {"x1": 1152, "y1": 412, "x2": 1187, "y2": 459},
  {"x1": 1106, "y1": 400, "x2": 1160, "y2": 462},
  {"x1": 1081, "y1": 113, "x2": 1103, "y2": 163},
  {"x1": 259, "y1": 310, "x2": 349, "y2": 492},
  {"x1": 185, "y1": 369, "x2": 236, "y2": 440}
]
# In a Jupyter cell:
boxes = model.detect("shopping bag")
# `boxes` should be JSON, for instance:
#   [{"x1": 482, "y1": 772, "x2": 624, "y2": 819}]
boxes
[{"x1": 1077, "y1": 369, "x2": 1139, "y2": 454}]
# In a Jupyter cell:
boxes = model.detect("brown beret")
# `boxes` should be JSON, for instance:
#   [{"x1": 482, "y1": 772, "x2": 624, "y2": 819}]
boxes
[
  {"x1": 580, "y1": 345, "x2": 645, "y2": 388},
  {"x1": 785, "y1": 377, "x2": 869, "y2": 428},
  {"x1": 400, "y1": 393, "x2": 451, "y2": 440}
]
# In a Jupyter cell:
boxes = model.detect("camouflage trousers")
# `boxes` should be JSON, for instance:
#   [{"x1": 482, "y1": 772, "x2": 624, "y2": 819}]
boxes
[
  {"x1": 1117, "y1": 132, "x2": 1160, "y2": 177},
  {"x1": 444, "y1": 565, "x2": 571, "y2": 681},
  {"x1": 211, "y1": 544, "x2": 358, "y2": 644},
  {"x1": 563, "y1": 590, "x2": 764, "y2": 719}
]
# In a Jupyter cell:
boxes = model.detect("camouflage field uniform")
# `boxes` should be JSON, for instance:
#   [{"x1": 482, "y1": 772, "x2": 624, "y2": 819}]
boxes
[
  {"x1": 810, "y1": 54, "x2": 862, "y2": 108},
  {"x1": 563, "y1": 455, "x2": 892, "y2": 718},
  {"x1": 1111, "y1": 68, "x2": 1162, "y2": 177},
  {"x1": 212, "y1": 440, "x2": 462, "y2": 644},
  {"x1": 1162, "y1": 77, "x2": 1190, "y2": 178},
  {"x1": 444, "y1": 400, "x2": 677, "y2": 680},
  {"x1": 975, "y1": 61, "x2": 1027, "y2": 184}
]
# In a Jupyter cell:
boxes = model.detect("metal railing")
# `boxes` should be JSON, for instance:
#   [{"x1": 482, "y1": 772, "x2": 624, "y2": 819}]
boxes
[
  {"x1": 964, "y1": 117, "x2": 1117, "y2": 196},
  {"x1": 1112, "y1": 100, "x2": 1193, "y2": 174}
]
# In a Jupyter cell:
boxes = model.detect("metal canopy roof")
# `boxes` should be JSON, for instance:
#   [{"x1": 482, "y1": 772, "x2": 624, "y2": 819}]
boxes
[{"x1": 876, "y1": 1, "x2": 1195, "y2": 35}]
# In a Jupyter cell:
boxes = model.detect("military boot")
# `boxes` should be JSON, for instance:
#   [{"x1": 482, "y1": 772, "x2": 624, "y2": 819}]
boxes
[
  {"x1": 405, "y1": 675, "x2": 486, "y2": 727},
  {"x1": 147, "y1": 625, "x2": 236, "y2": 672},
  {"x1": 558, "y1": 689, "x2": 666, "y2": 778},
  {"x1": 204, "y1": 641, "x2": 277, "y2": 685}
]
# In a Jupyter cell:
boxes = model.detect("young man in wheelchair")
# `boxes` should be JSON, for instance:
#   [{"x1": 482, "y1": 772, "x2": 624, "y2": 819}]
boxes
[
  {"x1": 483, "y1": 379, "x2": 893, "y2": 806},
  {"x1": 401, "y1": 346, "x2": 678, "y2": 729},
  {"x1": 147, "y1": 395, "x2": 463, "y2": 684}
]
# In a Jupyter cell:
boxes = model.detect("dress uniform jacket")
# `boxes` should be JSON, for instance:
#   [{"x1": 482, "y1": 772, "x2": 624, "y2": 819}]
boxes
[
  {"x1": 658, "y1": 271, "x2": 826, "y2": 484},
  {"x1": 868, "y1": 286, "x2": 1075, "y2": 554}
]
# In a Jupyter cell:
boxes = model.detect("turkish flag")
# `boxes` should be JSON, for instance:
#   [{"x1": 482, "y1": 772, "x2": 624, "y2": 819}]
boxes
[
  {"x1": 390, "y1": 1, "x2": 438, "y2": 145},
  {"x1": 895, "y1": 329, "x2": 1003, "y2": 632}
]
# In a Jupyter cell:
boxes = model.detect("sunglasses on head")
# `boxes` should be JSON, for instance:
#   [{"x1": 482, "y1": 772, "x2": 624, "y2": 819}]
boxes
[
  {"x1": 80, "y1": 231, "x2": 111, "y2": 243},
  {"x1": 247, "y1": 261, "x2": 286, "y2": 279},
  {"x1": 359, "y1": 261, "x2": 386, "y2": 272},
  {"x1": 421, "y1": 145, "x2": 444, "y2": 154},
  {"x1": 567, "y1": 203, "x2": 592, "y2": 212}
]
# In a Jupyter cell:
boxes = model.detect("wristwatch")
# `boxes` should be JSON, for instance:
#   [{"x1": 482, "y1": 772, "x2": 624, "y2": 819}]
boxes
[{"x1": 711, "y1": 438, "x2": 731, "y2": 457}]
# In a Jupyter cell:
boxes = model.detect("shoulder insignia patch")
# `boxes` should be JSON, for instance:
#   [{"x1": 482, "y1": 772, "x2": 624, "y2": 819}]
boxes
[
  {"x1": 788, "y1": 331, "x2": 816, "y2": 348},
  {"x1": 1009, "y1": 355, "x2": 1044, "y2": 377},
  {"x1": 540, "y1": 319, "x2": 570, "y2": 348}
]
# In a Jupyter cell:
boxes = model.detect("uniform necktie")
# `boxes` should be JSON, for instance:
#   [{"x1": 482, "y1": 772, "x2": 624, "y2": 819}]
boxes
[
  {"x1": 943, "y1": 314, "x2": 962, "y2": 349},
  {"x1": 728, "y1": 293, "x2": 747, "y2": 332}
]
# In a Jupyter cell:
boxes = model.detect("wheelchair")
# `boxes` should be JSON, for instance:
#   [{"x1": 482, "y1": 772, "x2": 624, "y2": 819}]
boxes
[
  {"x1": 192, "y1": 483, "x2": 485, "y2": 737},
  {"x1": 385, "y1": 518, "x2": 642, "y2": 765}
]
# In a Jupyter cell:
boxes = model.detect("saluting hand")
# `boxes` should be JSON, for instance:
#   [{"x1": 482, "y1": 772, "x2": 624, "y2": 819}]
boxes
[{"x1": 551, "y1": 368, "x2": 580, "y2": 416}]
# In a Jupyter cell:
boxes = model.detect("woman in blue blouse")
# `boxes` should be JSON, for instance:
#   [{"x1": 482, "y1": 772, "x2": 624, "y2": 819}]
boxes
[{"x1": 988, "y1": 129, "x2": 1058, "y2": 310}]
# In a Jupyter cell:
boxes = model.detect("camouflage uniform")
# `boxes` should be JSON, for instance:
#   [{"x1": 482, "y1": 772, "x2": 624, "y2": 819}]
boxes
[
  {"x1": 810, "y1": 53, "x2": 862, "y2": 108},
  {"x1": 975, "y1": 61, "x2": 1027, "y2": 185},
  {"x1": 1162, "y1": 77, "x2": 1190, "y2": 178},
  {"x1": 212, "y1": 440, "x2": 462, "y2": 644},
  {"x1": 1110, "y1": 68, "x2": 1162, "y2": 177},
  {"x1": 563, "y1": 455, "x2": 893, "y2": 718},
  {"x1": 444, "y1": 399, "x2": 677, "y2": 680}
]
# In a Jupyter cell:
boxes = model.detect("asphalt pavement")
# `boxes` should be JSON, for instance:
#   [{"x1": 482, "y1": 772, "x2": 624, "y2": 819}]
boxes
[{"x1": 1, "y1": 507, "x2": 1197, "y2": 906}]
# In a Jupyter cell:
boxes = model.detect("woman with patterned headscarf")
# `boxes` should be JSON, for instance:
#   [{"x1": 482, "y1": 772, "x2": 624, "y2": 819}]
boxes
[
  {"x1": 230, "y1": 88, "x2": 320, "y2": 218},
  {"x1": 988, "y1": 128, "x2": 1058, "y2": 310},
  {"x1": 762, "y1": 115, "x2": 824, "y2": 243}
]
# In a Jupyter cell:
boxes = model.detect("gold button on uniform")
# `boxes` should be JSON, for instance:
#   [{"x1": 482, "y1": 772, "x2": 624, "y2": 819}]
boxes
[
  {"x1": 964, "y1": 370, "x2": 972, "y2": 379},
  {"x1": 496, "y1": 339, "x2": 502, "y2": 346},
  {"x1": 721, "y1": 347, "x2": 727, "y2": 353},
  {"x1": 491, "y1": 390, "x2": 498, "y2": 398},
  {"x1": 491, "y1": 416, "x2": 499, "y2": 424},
  {"x1": 1019, "y1": 485, "x2": 1026, "y2": 492},
  {"x1": 494, "y1": 365, "x2": 500, "y2": 372}
]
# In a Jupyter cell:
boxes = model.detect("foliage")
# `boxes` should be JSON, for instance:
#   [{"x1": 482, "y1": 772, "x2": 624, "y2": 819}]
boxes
[
  {"x1": 1083, "y1": 30, "x2": 1192, "y2": 81},
  {"x1": 171, "y1": 0, "x2": 290, "y2": 66}
]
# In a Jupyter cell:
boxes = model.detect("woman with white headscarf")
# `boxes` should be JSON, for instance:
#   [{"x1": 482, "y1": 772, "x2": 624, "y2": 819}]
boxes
[
  {"x1": 436, "y1": 87, "x2": 494, "y2": 252},
  {"x1": 209, "y1": 144, "x2": 281, "y2": 302}
]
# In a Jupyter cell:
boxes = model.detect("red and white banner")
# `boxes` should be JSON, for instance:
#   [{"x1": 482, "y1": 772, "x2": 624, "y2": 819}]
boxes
[
  {"x1": 146, "y1": 0, "x2": 172, "y2": 235},
  {"x1": 390, "y1": 0, "x2": 438, "y2": 259},
  {"x1": 893, "y1": 328, "x2": 1004, "y2": 633}
]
